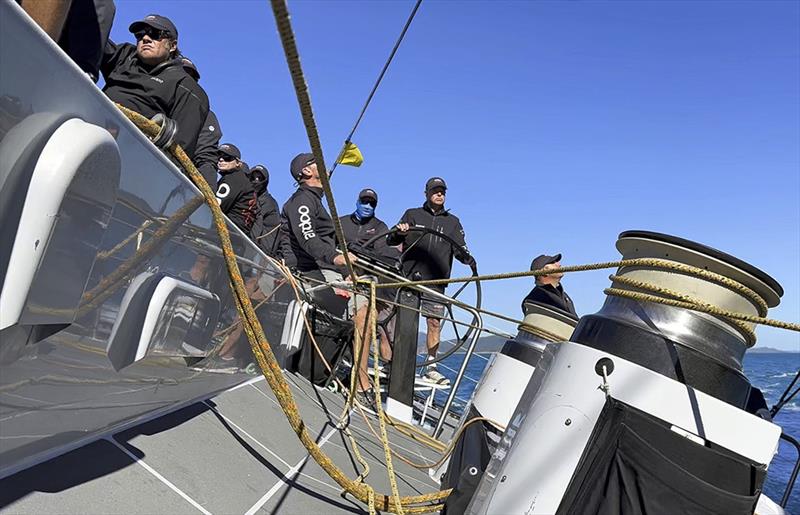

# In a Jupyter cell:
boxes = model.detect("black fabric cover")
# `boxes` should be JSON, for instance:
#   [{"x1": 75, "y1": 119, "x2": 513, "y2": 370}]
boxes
[
  {"x1": 291, "y1": 306, "x2": 352, "y2": 386},
  {"x1": 442, "y1": 406, "x2": 492, "y2": 515},
  {"x1": 557, "y1": 398, "x2": 765, "y2": 515}
]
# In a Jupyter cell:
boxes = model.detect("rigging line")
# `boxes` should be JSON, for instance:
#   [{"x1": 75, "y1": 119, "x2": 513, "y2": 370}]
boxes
[
  {"x1": 329, "y1": 0, "x2": 423, "y2": 177},
  {"x1": 771, "y1": 368, "x2": 800, "y2": 417},
  {"x1": 270, "y1": 0, "x2": 357, "y2": 282}
]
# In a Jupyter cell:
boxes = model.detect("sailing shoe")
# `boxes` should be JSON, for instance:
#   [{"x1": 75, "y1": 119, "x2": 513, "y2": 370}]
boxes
[{"x1": 421, "y1": 365, "x2": 450, "y2": 386}]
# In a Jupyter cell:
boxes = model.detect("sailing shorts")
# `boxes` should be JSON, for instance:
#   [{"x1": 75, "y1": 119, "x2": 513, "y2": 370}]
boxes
[
  {"x1": 320, "y1": 269, "x2": 374, "y2": 317},
  {"x1": 420, "y1": 298, "x2": 446, "y2": 320}
]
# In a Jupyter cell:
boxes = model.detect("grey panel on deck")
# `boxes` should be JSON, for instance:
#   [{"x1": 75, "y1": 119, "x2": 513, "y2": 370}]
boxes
[
  {"x1": 0, "y1": 376, "x2": 450, "y2": 515},
  {"x1": 0, "y1": 440, "x2": 198, "y2": 514}
]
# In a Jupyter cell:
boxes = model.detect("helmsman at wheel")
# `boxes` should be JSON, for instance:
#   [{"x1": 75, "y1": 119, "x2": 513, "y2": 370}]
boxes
[{"x1": 388, "y1": 177, "x2": 475, "y2": 386}]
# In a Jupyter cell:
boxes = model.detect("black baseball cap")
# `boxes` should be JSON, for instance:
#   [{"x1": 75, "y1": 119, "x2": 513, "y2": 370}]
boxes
[
  {"x1": 530, "y1": 253, "x2": 562, "y2": 271},
  {"x1": 290, "y1": 152, "x2": 315, "y2": 180},
  {"x1": 218, "y1": 143, "x2": 241, "y2": 159},
  {"x1": 425, "y1": 177, "x2": 447, "y2": 193},
  {"x1": 358, "y1": 188, "x2": 378, "y2": 203},
  {"x1": 250, "y1": 165, "x2": 269, "y2": 185},
  {"x1": 129, "y1": 14, "x2": 178, "y2": 39}
]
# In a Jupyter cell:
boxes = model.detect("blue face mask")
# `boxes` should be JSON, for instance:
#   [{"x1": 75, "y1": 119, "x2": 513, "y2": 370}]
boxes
[{"x1": 355, "y1": 200, "x2": 375, "y2": 221}]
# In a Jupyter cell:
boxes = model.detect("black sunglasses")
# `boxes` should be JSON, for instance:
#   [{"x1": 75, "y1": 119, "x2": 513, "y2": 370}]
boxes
[
  {"x1": 219, "y1": 155, "x2": 238, "y2": 163},
  {"x1": 134, "y1": 27, "x2": 170, "y2": 42},
  {"x1": 360, "y1": 198, "x2": 377, "y2": 207}
]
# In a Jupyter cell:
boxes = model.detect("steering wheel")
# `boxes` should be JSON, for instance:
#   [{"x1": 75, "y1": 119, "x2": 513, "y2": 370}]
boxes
[{"x1": 355, "y1": 226, "x2": 482, "y2": 368}]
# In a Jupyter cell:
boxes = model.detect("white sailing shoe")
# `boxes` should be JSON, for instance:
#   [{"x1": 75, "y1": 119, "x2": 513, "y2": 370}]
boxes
[{"x1": 421, "y1": 365, "x2": 450, "y2": 386}]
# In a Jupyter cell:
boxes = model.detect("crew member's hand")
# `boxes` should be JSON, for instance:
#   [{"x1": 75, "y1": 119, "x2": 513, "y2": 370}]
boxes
[
  {"x1": 397, "y1": 223, "x2": 410, "y2": 233},
  {"x1": 456, "y1": 250, "x2": 476, "y2": 268},
  {"x1": 463, "y1": 253, "x2": 477, "y2": 268},
  {"x1": 333, "y1": 253, "x2": 358, "y2": 266}
]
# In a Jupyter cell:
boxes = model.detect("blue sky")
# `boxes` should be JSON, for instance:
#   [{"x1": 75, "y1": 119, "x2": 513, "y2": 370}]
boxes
[{"x1": 111, "y1": 1, "x2": 799, "y2": 351}]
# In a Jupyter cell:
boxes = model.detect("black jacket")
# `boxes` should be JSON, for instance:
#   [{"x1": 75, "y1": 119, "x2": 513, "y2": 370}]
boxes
[
  {"x1": 522, "y1": 283, "x2": 577, "y2": 316},
  {"x1": 101, "y1": 41, "x2": 209, "y2": 158},
  {"x1": 194, "y1": 110, "x2": 221, "y2": 187},
  {"x1": 216, "y1": 170, "x2": 259, "y2": 234},
  {"x1": 339, "y1": 214, "x2": 398, "y2": 261},
  {"x1": 251, "y1": 185, "x2": 286, "y2": 257},
  {"x1": 387, "y1": 203, "x2": 470, "y2": 292},
  {"x1": 281, "y1": 185, "x2": 339, "y2": 272}
]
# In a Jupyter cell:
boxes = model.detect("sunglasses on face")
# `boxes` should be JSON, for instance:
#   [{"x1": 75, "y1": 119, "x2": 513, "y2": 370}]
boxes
[
  {"x1": 219, "y1": 155, "x2": 237, "y2": 163},
  {"x1": 134, "y1": 27, "x2": 170, "y2": 42},
  {"x1": 360, "y1": 199, "x2": 377, "y2": 207}
]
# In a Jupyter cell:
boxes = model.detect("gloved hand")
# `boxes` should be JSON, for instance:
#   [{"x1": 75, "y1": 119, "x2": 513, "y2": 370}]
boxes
[
  {"x1": 150, "y1": 113, "x2": 179, "y2": 149},
  {"x1": 457, "y1": 250, "x2": 476, "y2": 268}
]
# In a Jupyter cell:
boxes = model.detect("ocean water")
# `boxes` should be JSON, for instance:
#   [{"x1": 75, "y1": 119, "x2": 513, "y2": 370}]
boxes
[{"x1": 434, "y1": 351, "x2": 800, "y2": 512}]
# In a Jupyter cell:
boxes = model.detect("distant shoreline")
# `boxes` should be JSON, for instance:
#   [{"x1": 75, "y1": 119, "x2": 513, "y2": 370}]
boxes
[{"x1": 748, "y1": 347, "x2": 799, "y2": 354}]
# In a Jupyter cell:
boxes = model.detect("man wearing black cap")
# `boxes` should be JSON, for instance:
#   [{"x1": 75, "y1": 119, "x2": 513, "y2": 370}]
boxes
[
  {"x1": 181, "y1": 57, "x2": 221, "y2": 187},
  {"x1": 339, "y1": 189, "x2": 392, "y2": 251},
  {"x1": 338, "y1": 188, "x2": 398, "y2": 376},
  {"x1": 101, "y1": 14, "x2": 209, "y2": 159},
  {"x1": 522, "y1": 254, "x2": 577, "y2": 316},
  {"x1": 249, "y1": 164, "x2": 286, "y2": 259},
  {"x1": 215, "y1": 143, "x2": 259, "y2": 235},
  {"x1": 388, "y1": 177, "x2": 475, "y2": 386},
  {"x1": 282, "y1": 153, "x2": 356, "y2": 273},
  {"x1": 282, "y1": 154, "x2": 378, "y2": 405}
]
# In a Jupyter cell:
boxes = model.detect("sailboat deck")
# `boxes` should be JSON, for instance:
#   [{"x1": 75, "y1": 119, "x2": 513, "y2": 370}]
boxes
[{"x1": 0, "y1": 374, "x2": 453, "y2": 515}]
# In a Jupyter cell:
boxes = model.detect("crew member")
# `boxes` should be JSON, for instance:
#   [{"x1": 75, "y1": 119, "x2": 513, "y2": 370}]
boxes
[
  {"x1": 21, "y1": 0, "x2": 117, "y2": 81},
  {"x1": 389, "y1": 177, "x2": 475, "y2": 386},
  {"x1": 339, "y1": 188, "x2": 397, "y2": 372},
  {"x1": 339, "y1": 189, "x2": 391, "y2": 250},
  {"x1": 249, "y1": 164, "x2": 286, "y2": 258},
  {"x1": 215, "y1": 143, "x2": 259, "y2": 235},
  {"x1": 522, "y1": 254, "x2": 577, "y2": 316},
  {"x1": 181, "y1": 57, "x2": 221, "y2": 187},
  {"x1": 281, "y1": 154, "x2": 378, "y2": 407},
  {"x1": 101, "y1": 14, "x2": 209, "y2": 159}
]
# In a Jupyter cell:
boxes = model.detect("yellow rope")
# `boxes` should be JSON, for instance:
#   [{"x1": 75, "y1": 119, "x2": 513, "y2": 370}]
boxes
[
  {"x1": 517, "y1": 323, "x2": 564, "y2": 343},
  {"x1": 371, "y1": 283, "x2": 405, "y2": 515},
  {"x1": 95, "y1": 219, "x2": 152, "y2": 260}
]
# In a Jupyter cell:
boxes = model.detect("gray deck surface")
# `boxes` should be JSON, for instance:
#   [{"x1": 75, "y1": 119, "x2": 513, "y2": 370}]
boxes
[{"x1": 0, "y1": 374, "x2": 453, "y2": 515}]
